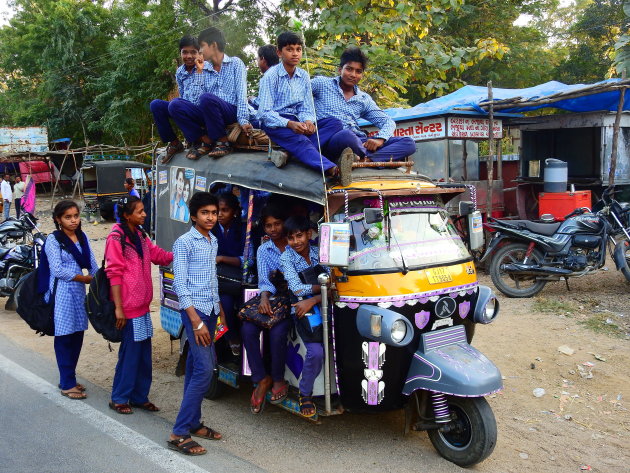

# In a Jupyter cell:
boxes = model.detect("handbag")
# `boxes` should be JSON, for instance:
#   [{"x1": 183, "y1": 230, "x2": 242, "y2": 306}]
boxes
[
  {"x1": 216, "y1": 262, "x2": 243, "y2": 296},
  {"x1": 237, "y1": 293, "x2": 291, "y2": 329}
]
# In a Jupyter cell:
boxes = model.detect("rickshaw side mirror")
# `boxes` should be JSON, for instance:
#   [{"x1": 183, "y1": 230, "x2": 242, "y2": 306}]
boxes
[
  {"x1": 459, "y1": 201, "x2": 475, "y2": 216},
  {"x1": 467, "y1": 210, "x2": 484, "y2": 251},
  {"x1": 364, "y1": 208, "x2": 383, "y2": 224}
]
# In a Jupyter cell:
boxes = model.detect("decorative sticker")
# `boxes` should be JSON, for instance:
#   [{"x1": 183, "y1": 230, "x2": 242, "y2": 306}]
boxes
[
  {"x1": 361, "y1": 342, "x2": 386, "y2": 405},
  {"x1": 158, "y1": 170, "x2": 168, "y2": 185},
  {"x1": 170, "y1": 166, "x2": 195, "y2": 223},
  {"x1": 195, "y1": 175, "x2": 207, "y2": 192}
]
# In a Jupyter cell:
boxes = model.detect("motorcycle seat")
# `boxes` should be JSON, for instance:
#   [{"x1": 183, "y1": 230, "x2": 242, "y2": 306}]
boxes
[{"x1": 505, "y1": 220, "x2": 562, "y2": 236}]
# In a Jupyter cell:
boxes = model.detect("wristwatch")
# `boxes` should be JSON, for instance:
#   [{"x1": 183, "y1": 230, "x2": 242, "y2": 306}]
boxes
[{"x1": 193, "y1": 321, "x2": 205, "y2": 331}]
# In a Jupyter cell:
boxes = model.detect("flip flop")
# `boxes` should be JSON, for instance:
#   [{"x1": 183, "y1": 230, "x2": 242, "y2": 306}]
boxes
[
  {"x1": 59, "y1": 383, "x2": 86, "y2": 392},
  {"x1": 109, "y1": 401, "x2": 133, "y2": 414},
  {"x1": 167, "y1": 436, "x2": 206, "y2": 456},
  {"x1": 250, "y1": 387, "x2": 266, "y2": 414},
  {"x1": 130, "y1": 401, "x2": 160, "y2": 412},
  {"x1": 61, "y1": 389, "x2": 87, "y2": 400},
  {"x1": 270, "y1": 381, "x2": 288, "y2": 405},
  {"x1": 298, "y1": 394, "x2": 317, "y2": 418}
]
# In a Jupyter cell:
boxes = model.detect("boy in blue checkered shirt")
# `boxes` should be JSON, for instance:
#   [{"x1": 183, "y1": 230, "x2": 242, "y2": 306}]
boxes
[{"x1": 169, "y1": 192, "x2": 225, "y2": 455}]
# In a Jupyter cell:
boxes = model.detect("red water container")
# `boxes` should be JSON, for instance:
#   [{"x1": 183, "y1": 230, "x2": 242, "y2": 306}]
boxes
[{"x1": 538, "y1": 191, "x2": 592, "y2": 221}]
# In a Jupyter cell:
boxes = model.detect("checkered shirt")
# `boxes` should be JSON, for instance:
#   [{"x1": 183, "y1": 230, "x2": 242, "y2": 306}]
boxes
[
  {"x1": 280, "y1": 245, "x2": 329, "y2": 298},
  {"x1": 175, "y1": 63, "x2": 208, "y2": 106},
  {"x1": 131, "y1": 312, "x2": 153, "y2": 342},
  {"x1": 45, "y1": 235, "x2": 98, "y2": 336},
  {"x1": 257, "y1": 63, "x2": 316, "y2": 128},
  {"x1": 257, "y1": 240, "x2": 284, "y2": 295},
  {"x1": 311, "y1": 75, "x2": 395, "y2": 140},
  {"x1": 172, "y1": 226, "x2": 221, "y2": 316},
  {"x1": 185, "y1": 55, "x2": 250, "y2": 125}
]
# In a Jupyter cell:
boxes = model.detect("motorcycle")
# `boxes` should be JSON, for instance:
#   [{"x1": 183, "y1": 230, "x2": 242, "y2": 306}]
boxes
[
  {"x1": 481, "y1": 187, "x2": 630, "y2": 298},
  {"x1": 3, "y1": 232, "x2": 45, "y2": 310},
  {"x1": 0, "y1": 212, "x2": 39, "y2": 246}
]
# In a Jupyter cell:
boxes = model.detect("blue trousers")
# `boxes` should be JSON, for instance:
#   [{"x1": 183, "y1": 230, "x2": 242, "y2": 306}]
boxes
[
  {"x1": 173, "y1": 309, "x2": 218, "y2": 437},
  {"x1": 54, "y1": 331, "x2": 84, "y2": 390},
  {"x1": 3, "y1": 201, "x2": 11, "y2": 220},
  {"x1": 300, "y1": 342, "x2": 324, "y2": 396},
  {"x1": 168, "y1": 98, "x2": 206, "y2": 144},
  {"x1": 262, "y1": 116, "x2": 342, "y2": 172},
  {"x1": 198, "y1": 93, "x2": 237, "y2": 141},
  {"x1": 219, "y1": 293, "x2": 240, "y2": 344},
  {"x1": 326, "y1": 130, "x2": 416, "y2": 162},
  {"x1": 242, "y1": 318, "x2": 290, "y2": 383},
  {"x1": 150, "y1": 99, "x2": 177, "y2": 144},
  {"x1": 111, "y1": 321, "x2": 152, "y2": 405}
]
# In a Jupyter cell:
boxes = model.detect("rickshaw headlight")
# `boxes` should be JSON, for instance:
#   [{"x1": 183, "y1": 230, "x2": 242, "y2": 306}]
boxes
[
  {"x1": 473, "y1": 285, "x2": 500, "y2": 324},
  {"x1": 484, "y1": 298, "x2": 497, "y2": 322},
  {"x1": 391, "y1": 319, "x2": 407, "y2": 343}
]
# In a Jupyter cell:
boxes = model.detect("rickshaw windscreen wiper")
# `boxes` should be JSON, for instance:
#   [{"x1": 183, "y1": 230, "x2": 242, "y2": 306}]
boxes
[{"x1": 386, "y1": 213, "x2": 409, "y2": 275}]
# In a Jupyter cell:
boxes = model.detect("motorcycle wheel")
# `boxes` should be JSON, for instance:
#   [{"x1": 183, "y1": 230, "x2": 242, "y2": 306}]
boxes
[
  {"x1": 489, "y1": 242, "x2": 547, "y2": 298},
  {"x1": 619, "y1": 240, "x2": 630, "y2": 283},
  {"x1": 427, "y1": 396, "x2": 497, "y2": 468}
]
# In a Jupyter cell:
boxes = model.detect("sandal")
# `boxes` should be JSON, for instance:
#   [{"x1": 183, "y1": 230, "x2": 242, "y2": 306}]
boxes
[
  {"x1": 186, "y1": 144, "x2": 213, "y2": 160},
  {"x1": 338, "y1": 147, "x2": 355, "y2": 187},
  {"x1": 270, "y1": 381, "x2": 288, "y2": 405},
  {"x1": 162, "y1": 141, "x2": 184, "y2": 164},
  {"x1": 167, "y1": 436, "x2": 206, "y2": 456},
  {"x1": 108, "y1": 401, "x2": 133, "y2": 414},
  {"x1": 191, "y1": 423, "x2": 222, "y2": 441},
  {"x1": 250, "y1": 376, "x2": 271, "y2": 414},
  {"x1": 61, "y1": 389, "x2": 87, "y2": 400},
  {"x1": 207, "y1": 141, "x2": 232, "y2": 158},
  {"x1": 299, "y1": 393, "x2": 317, "y2": 418},
  {"x1": 59, "y1": 383, "x2": 86, "y2": 392},
  {"x1": 130, "y1": 401, "x2": 160, "y2": 412}
]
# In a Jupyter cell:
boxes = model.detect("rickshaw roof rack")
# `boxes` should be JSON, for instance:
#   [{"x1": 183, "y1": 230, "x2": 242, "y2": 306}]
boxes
[{"x1": 347, "y1": 167, "x2": 433, "y2": 184}]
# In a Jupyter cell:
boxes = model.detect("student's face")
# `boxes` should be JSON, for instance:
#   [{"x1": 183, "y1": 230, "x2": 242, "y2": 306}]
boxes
[
  {"x1": 278, "y1": 44, "x2": 302, "y2": 67},
  {"x1": 263, "y1": 216, "x2": 284, "y2": 241},
  {"x1": 125, "y1": 202, "x2": 146, "y2": 227},
  {"x1": 257, "y1": 56, "x2": 269, "y2": 73},
  {"x1": 180, "y1": 46, "x2": 200, "y2": 67},
  {"x1": 218, "y1": 200, "x2": 236, "y2": 226},
  {"x1": 287, "y1": 229, "x2": 312, "y2": 254},
  {"x1": 123, "y1": 181, "x2": 131, "y2": 191},
  {"x1": 57, "y1": 207, "x2": 80, "y2": 232},
  {"x1": 339, "y1": 61, "x2": 364, "y2": 88},
  {"x1": 176, "y1": 172, "x2": 185, "y2": 195},
  {"x1": 192, "y1": 204, "x2": 218, "y2": 232},
  {"x1": 199, "y1": 41, "x2": 215, "y2": 61}
]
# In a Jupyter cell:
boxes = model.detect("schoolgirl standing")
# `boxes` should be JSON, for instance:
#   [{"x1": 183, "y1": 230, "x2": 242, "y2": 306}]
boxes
[
  {"x1": 106, "y1": 196, "x2": 173, "y2": 414},
  {"x1": 40, "y1": 200, "x2": 98, "y2": 399}
]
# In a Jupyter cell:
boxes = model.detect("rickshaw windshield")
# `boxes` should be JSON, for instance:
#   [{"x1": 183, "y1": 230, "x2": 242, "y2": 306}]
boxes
[{"x1": 334, "y1": 197, "x2": 470, "y2": 272}]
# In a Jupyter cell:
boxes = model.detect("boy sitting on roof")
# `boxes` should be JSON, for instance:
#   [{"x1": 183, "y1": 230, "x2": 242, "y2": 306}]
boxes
[
  {"x1": 311, "y1": 47, "x2": 416, "y2": 163},
  {"x1": 189, "y1": 27, "x2": 251, "y2": 160},
  {"x1": 150, "y1": 35, "x2": 210, "y2": 164},
  {"x1": 249, "y1": 44, "x2": 280, "y2": 111},
  {"x1": 257, "y1": 32, "x2": 353, "y2": 186}
]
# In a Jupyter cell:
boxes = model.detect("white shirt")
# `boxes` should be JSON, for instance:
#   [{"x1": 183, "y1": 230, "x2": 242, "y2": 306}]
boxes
[
  {"x1": 13, "y1": 181, "x2": 25, "y2": 199},
  {"x1": 1, "y1": 180, "x2": 12, "y2": 202}
]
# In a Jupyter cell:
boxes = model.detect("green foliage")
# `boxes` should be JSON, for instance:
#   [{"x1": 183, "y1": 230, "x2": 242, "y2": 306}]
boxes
[{"x1": 614, "y1": 2, "x2": 630, "y2": 75}]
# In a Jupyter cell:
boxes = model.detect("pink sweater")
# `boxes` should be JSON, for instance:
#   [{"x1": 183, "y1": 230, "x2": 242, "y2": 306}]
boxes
[{"x1": 104, "y1": 224, "x2": 173, "y2": 319}]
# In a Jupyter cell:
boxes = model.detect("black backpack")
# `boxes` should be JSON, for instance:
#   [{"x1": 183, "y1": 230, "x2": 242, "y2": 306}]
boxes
[
  {"x1": 16, "y1": 267, "x2": 58, "y2": 336},
  {"x1": 85, "y1": 230, "x2": 124, "y2": 343}
]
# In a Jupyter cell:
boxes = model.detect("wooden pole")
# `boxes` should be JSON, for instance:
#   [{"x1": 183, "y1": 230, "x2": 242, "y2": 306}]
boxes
[
  {"x1": 487, "y1": 81, "x2": 495, "y2": 218},
  {"x1": 608, "y1": 81, "x2": 626, "y2": 192},
  {"x1": 462, "y1": 139, "x2": 468, "y2": 181},
  {"x1": 51, "y1": 140, "x2": 72, "y2": 210}
]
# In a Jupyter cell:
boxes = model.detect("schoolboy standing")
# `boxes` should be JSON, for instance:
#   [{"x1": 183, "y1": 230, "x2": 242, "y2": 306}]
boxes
[
  {"x1": 257, "y1": 32, "x2": 353, "y2": 186},
  {"x1": 280, "y1": 215, "x2": 329, "y2": 418},
  {"x1": 190, "y1": 27, "x2": 251, "y2": 159},
  {"x1": 169, "y1": 192, "x2": 225, "y2": 456},
  {"x1": 311, "y1": 47, "x2": 416, "y2": 162},
  {"x1": 150, "y1": 35, "x2": 209, "y2": 164}
]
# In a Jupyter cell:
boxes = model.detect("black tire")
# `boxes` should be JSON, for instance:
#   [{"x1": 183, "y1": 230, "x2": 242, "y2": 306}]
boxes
[
  {"x1": 204, "y1": 369, "x2": 225, "y2": 400},
  {"x1": 427, "y1": 396, "x2": 497, "y2": 468},
  {"x1": 489, "y1": 242, "x2": 547, "y2": 297},
  {"x1": 619, "y1": 240, "x2": 630, "y2": 283}
]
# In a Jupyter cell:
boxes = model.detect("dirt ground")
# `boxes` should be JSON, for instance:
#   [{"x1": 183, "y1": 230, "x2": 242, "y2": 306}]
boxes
[{"x1": 1, "y1": 197, "x2": 629, "y2": 472}]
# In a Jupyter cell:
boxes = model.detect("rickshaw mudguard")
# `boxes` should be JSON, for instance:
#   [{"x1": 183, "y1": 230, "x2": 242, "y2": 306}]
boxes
[{"x1": 402, "y1": 325, "x2": 503, "y2": 397}]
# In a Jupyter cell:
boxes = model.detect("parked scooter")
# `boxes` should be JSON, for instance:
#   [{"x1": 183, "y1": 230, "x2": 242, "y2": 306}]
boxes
[
  {"x1": 3, "y1": 232, "x2": 45, "y2": 310},
  {"x1": 0, "y1": 212, "x2": 39, "y2": 246},
  {"x1": 481, "y1": 187, "x2": 630, "y2": 297}
]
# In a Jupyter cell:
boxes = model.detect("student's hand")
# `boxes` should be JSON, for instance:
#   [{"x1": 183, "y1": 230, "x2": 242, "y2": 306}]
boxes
[
  {"x1": 303, "y1": 120, "x2": 316, "y2": 135},
  {"x1": 292, "y1": 299, "x2": 315, "y2": 318},
  {"x1": 115, "y1": 308, "x2": 127, "y2": 330},
  {"x1": 287, "y1": 121, "x2": 308, "y2": 135},
  {"x1": 194, "y1": 323, "x2": 212, "y2": 347},
  {"x1": 364, "y1": 138, "x2": 385, "y2": 152},
  {"x1": 195, "y1": 56, "x2": 204, "y2": 73},
  {"x1": 216, "y1": 256, "x2": 224, "y2": 264},
  {"x1": 258, "y1": 293, "x2": 273, "y2": 316},
  {"x1": 241, "y1": 123, "x2": 253, "y2": 135}
]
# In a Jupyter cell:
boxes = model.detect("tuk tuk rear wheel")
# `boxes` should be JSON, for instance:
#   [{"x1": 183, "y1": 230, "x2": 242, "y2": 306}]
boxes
[{"x1": 427, "y1": 396, "x2": 497, "y2": 468}]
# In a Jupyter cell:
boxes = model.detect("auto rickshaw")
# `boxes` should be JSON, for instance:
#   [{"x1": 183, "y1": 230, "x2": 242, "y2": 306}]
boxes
[
  {"x1": 155, "y1": 151, "x2": 501, "y2": 468},
  {"x1": 82, "y1": 160, "x2": 151, "y2": 220}
]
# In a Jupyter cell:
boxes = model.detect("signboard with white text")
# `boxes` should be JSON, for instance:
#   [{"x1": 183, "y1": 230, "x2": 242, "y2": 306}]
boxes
[
  {"x1": 363, "y1": 117, "x2": 446, "y2": 141},
  {"x1": 447, "y1": 117, "x2": 503, "y2": 139}
]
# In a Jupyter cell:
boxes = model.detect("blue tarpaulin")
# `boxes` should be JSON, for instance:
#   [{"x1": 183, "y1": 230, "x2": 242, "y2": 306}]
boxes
[{"x1": 365, "y1": 79, "x2": 629, "y2": 125}]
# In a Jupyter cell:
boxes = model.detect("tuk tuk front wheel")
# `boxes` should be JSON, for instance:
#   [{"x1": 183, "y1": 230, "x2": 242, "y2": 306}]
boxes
[{"x1": 427, "y1": 396, "x2": 497, "y2": 468}]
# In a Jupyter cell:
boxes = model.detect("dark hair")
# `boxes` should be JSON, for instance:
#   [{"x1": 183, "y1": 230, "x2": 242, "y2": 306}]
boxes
[
  {"x1": 179, "y1": 34, "x2": 199, "y2": 51},
  {"x1": 117, "y1": 196, "x2": 146, "y2": 257},
  {"x1": 52, "y1": 200, "x2": 82, "y2": 234},
  {"x1": 340, "y1": 46, "x2": 368, "y2": 69},
  {"x1": 258, "y1": 44, "x2": 279, "y2": 67},
  {"x1": 260, "y1": 203, "x2": 286, "y2": 225},
  {"x1": 198, "y1": 27, "x2": 225, "y2": 52},
  {"x1": 284, "y1": 215, "x2": 311, "y2": 236},
  {"x1": 125, "y1": 177, "x2": 135, "y2": 186},
  {"x1": 189, "y1": 192, "x2": 218, "y2": 226},
  {"x1": 15, "y1": 175, "x2": 21, "y2": 181},
  {"x1": 217, "y1": 191, "x2": 240, "y2": 216},
  {"x1": 277, "y1": 31, "x2": 302, "y2": 50}
]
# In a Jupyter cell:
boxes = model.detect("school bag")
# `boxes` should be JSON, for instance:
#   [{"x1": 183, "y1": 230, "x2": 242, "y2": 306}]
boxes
[
  {"x1": 85, "y1": 230, "x2": 123, "y2": 343},
  {"x1": 16, "y1": 269, "x2": 58, "y2": 336}
]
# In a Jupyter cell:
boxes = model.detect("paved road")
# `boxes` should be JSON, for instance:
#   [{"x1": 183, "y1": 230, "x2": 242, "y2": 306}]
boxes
[{"x1": 0, "y1": 333, "x2": 265, "y2": 473}]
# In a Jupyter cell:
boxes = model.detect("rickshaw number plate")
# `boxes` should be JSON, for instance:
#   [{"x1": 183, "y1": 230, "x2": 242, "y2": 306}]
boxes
[{"x1": 426, "y1": 267, "x2": 453, "y2": 284}]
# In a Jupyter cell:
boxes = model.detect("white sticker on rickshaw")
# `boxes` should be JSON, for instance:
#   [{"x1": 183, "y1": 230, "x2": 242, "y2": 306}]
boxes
[{"x1": 361, "y1": 342, "x2": 386, "y2": 405}]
